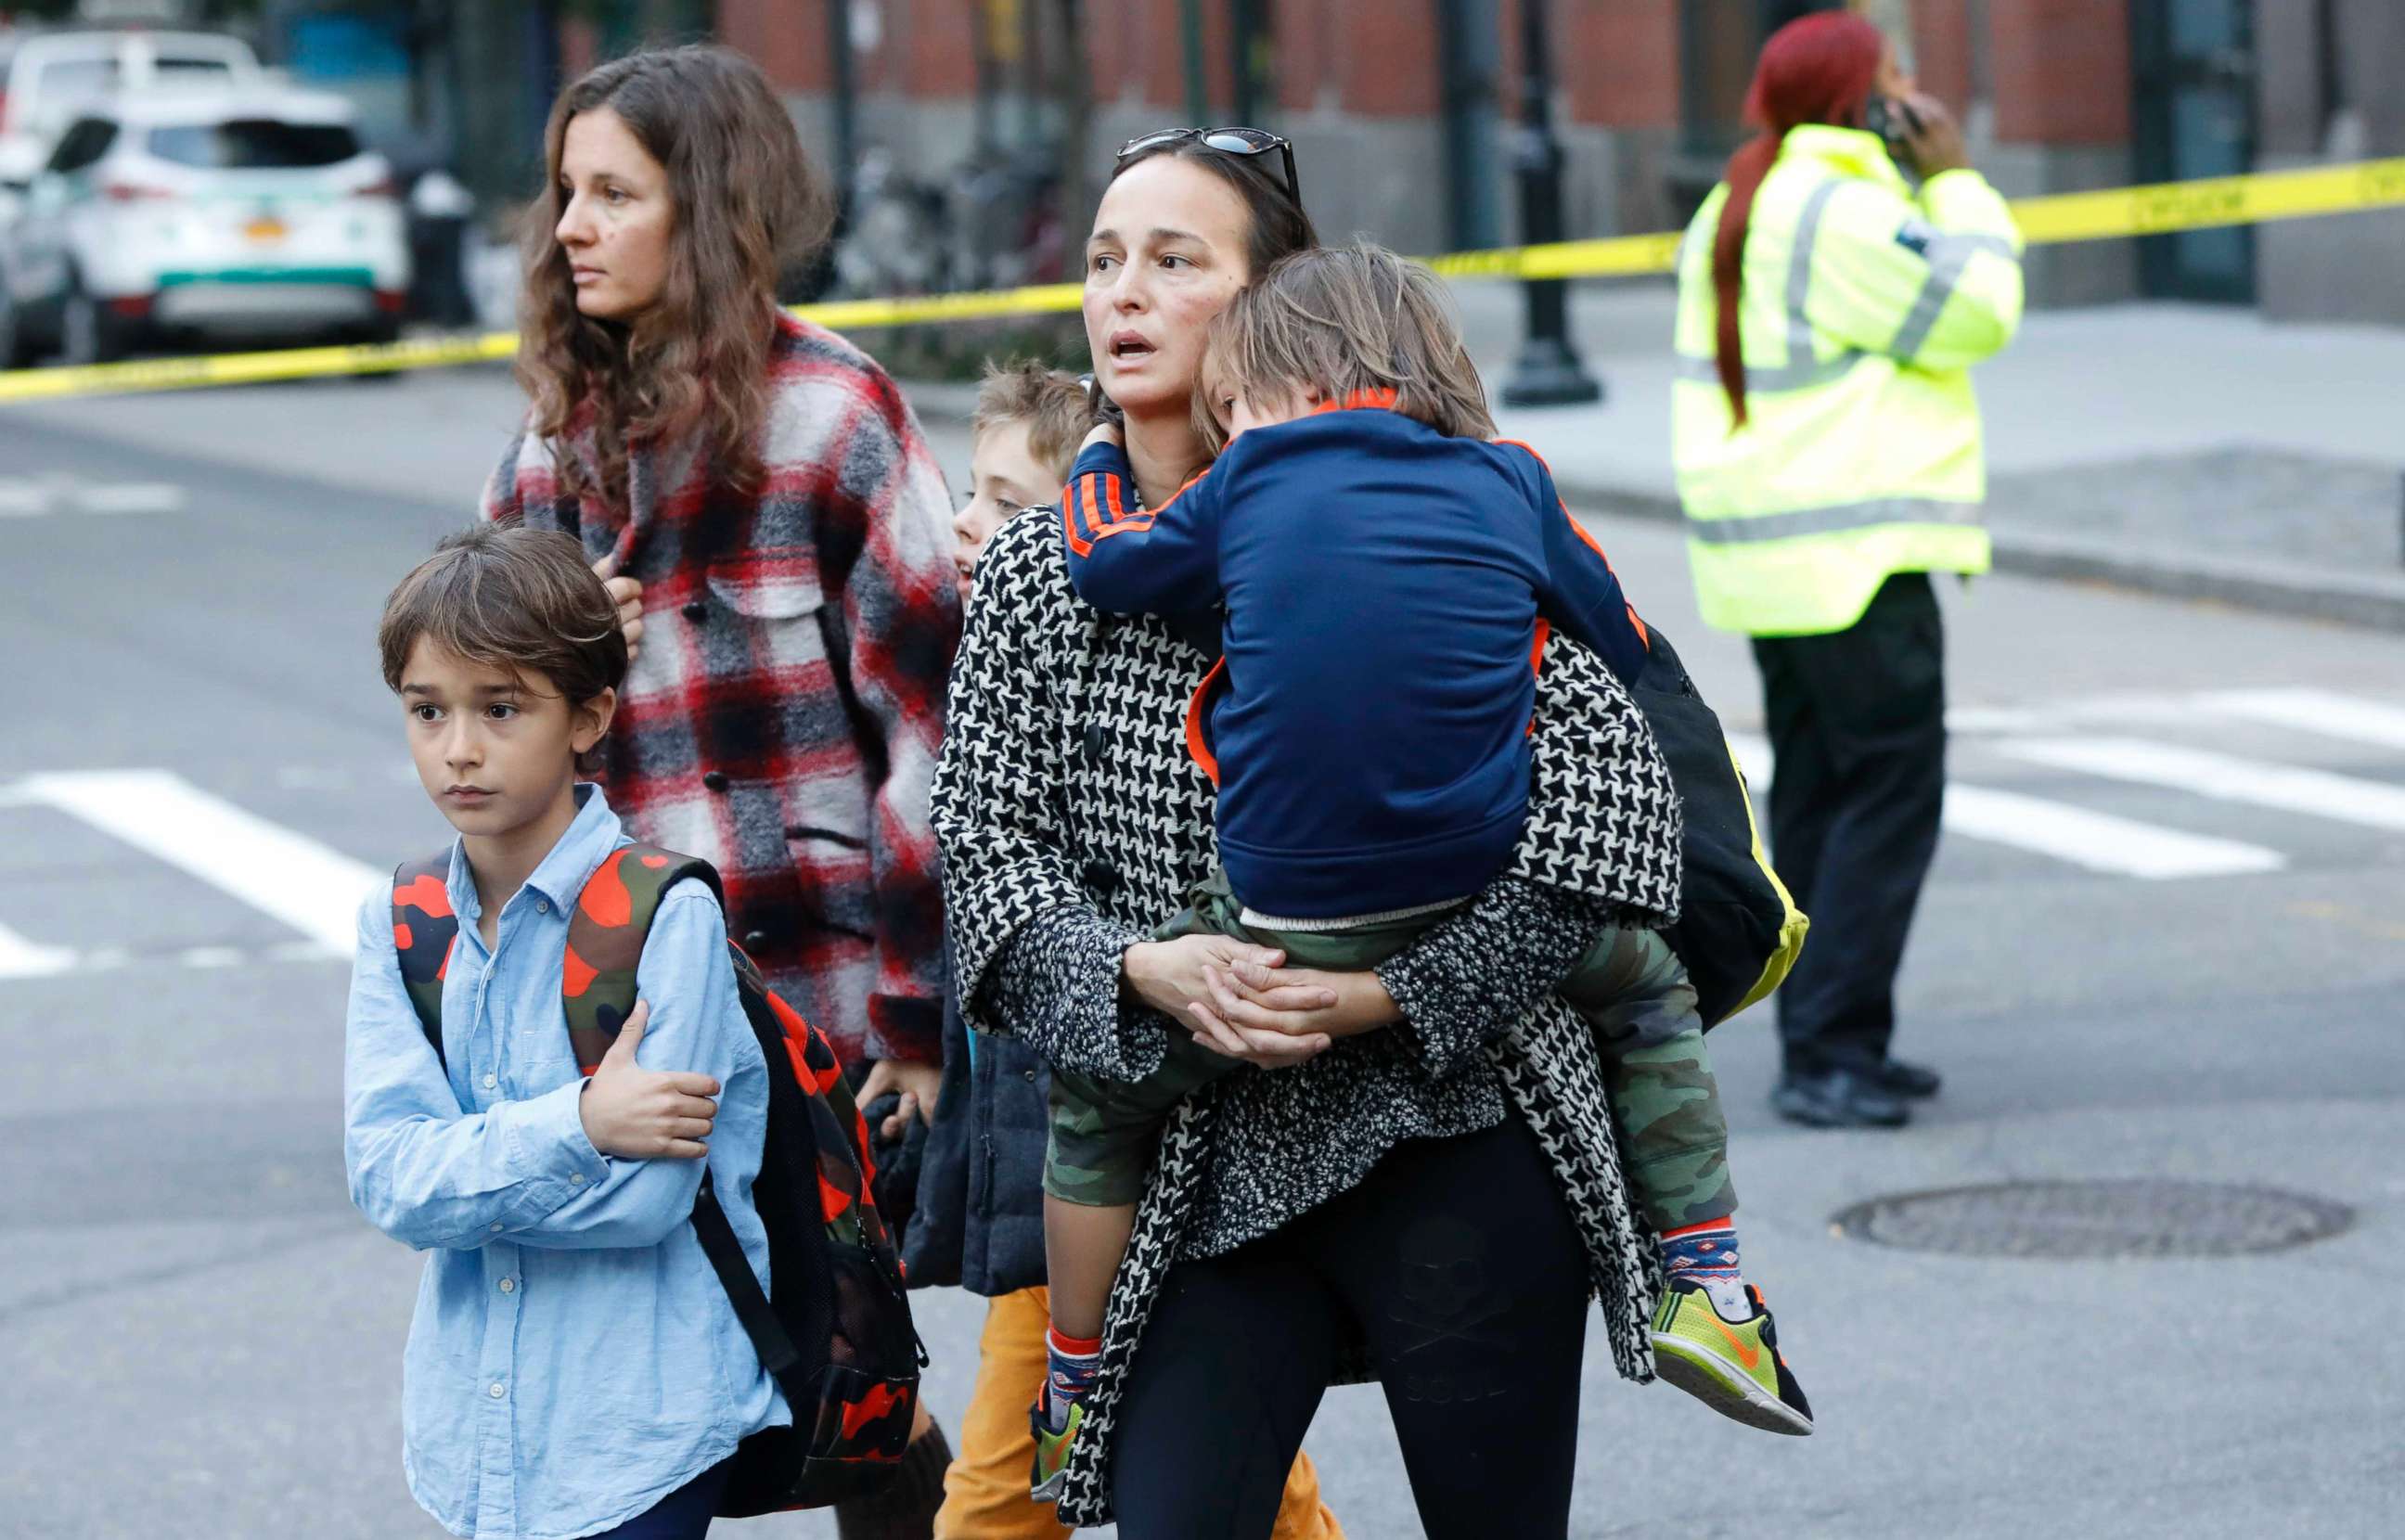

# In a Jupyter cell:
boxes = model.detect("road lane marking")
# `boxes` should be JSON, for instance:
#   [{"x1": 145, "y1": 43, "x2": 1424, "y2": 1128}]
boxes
[
  {"x1": 0, "y1": 920, "x2": 77, "y2": 981},
  {"x1": 1994, "y1": 737, "x2": 2405, "y2": 835},
  {"x1": 75, "y1": 482, "x2": 187, "y2": 515},
  {"x1": 1728, "y1": 733, "x2": 2287, "y2": 879},
  {"x1": 0, "y1": 935, "x2": 342, "y2": 984},
  {"x1": 8, "y1": 769, "x2": 377, "y2": 951},
  {"x1": 1936, "y1": 785, "x2": 2284, "y2": 879},
  {"x1": 0, "y1": 475, "x2": 186, "y2": 517},
  {"x1": 1949, "y1": 687, "x2": 2405, "y2": 751},
  {"x1": 2193, "y1": 688, "x2": 2405, "y2": 753}
]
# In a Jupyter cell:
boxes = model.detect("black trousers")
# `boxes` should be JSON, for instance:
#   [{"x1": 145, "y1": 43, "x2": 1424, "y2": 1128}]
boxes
[
  {"x1": 585, "y1": 1455, "x2": 733, "y2": 1540},
  {"x1": 1112, "y1": 1109, "x2": 1591, "y2": 1540},
  {"x1": 1750, "y1": 571, "x2": 1948, "y2": 1076}
]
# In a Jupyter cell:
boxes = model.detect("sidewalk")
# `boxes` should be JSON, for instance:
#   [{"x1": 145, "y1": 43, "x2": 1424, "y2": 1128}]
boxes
[
  {"x1": 1468, "y1": 282, "x2": 2405, "y2": 630},
  {"x1": 907, "y1": 283, "x2": 2405, "y2": 629}
]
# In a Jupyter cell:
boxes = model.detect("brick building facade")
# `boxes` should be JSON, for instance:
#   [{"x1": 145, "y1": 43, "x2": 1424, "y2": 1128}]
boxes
[{"x1": 710, "y1": 0, "x2": 2405, "y2": 323}]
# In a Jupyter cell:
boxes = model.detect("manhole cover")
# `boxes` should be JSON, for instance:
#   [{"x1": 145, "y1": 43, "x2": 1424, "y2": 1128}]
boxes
[{"x1": 1832, "y1": 1179, "x2": 2353, "y2": 1258}]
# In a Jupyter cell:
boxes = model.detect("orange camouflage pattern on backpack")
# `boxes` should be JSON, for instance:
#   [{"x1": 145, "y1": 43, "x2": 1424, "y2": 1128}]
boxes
[{"x1": 389, "y1": 842, "x2": 922, "y2": 1511}]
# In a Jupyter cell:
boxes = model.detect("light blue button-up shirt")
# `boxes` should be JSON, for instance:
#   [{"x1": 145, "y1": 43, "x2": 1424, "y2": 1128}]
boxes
[{"x1": 343, "y1": 786, "x2": 787, "y2": 1540}]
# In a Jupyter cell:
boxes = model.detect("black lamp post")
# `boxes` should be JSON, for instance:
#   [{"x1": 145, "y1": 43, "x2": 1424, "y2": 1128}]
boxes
[{"x1": 1500, "y1": 0, "x2": 1602, "y2": 407}]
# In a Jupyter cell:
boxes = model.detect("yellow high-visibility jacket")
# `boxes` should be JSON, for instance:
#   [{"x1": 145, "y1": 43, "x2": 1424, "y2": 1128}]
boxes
[{"x1": 1673, "y1": 124, "x2": 2024, "y2": 637}]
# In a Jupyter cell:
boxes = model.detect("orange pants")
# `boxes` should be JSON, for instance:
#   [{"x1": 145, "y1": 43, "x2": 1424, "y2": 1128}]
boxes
[{"x1": 933, "y1": 1286, "x2": 1344, "y2": 1539}]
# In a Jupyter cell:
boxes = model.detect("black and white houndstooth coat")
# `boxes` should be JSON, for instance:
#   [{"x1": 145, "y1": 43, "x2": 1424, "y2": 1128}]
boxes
[{"x1": 931, "y1": 508, "x2": 1684, "y2": 1526}]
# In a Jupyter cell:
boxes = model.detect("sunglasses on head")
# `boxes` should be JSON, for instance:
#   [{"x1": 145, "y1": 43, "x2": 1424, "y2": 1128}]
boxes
[{"x1": 1115, "y1": 126, "x2": 1302, "y2": 208}]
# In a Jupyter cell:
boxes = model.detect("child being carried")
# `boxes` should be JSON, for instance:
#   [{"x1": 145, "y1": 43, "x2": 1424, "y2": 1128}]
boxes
[{"x1": 1029, "y1": 244, "x2": 1813, "y2": 1499}]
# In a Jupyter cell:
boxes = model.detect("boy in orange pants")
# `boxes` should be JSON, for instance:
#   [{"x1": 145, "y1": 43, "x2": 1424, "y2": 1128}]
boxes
[{"x1": 926, "y1": 361, "x2": 1342, "y2": 1540}]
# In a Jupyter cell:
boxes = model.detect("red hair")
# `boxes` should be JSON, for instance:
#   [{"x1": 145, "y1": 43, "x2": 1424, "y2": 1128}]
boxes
[{"x1": 1711, "y1": 12, "x2": 1885, "y2": 427}]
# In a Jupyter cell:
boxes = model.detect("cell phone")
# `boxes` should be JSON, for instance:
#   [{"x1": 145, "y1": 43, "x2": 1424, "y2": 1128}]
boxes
[
  {"x1": 1081, "y1": 372, "x2": 1125, "y2": 429},
  {"x1": 1861, "y1": 95, "x2": 1923, "y2": 163}
]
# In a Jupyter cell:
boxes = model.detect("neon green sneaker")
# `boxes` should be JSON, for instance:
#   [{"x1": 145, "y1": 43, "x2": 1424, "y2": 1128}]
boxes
[
  {"x1": 1028, "y1": 1392, "x2": 1087, "y2": 1502},
  {"x1": 1649, "y1": 1278, "x2": 1814, "y2": 1435}
]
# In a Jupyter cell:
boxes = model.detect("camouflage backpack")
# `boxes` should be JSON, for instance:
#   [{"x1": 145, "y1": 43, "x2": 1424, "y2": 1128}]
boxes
[{"x1": 390, "y1": 842, "x2": 925, "y2": 1515}]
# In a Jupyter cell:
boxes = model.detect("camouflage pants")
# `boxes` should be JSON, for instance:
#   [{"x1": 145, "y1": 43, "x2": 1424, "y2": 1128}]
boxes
[{"x1": 1046, "y1": 869, "x2": 1736, "y2": 1229}]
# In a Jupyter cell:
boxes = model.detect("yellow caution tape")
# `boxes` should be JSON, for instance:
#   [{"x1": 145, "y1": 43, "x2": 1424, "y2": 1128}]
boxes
[
  {"x1": 0, "y1": 329, "x2": 516, "y2": 404},
  {"x1": 800, "y1": 281, "x2": 1084, "y2": 331},
  {"x1": 6, "y1": 157, "x2": 2402, "y2": 405},
  {"x1": 2009, "y1": 155, "x2": 2405, "y2": 243}
]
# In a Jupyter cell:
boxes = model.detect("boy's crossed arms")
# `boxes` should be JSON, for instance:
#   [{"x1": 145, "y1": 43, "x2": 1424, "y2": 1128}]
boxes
[{"x1": 344, "y1": 879, "x2": 743, "y2": 1253}]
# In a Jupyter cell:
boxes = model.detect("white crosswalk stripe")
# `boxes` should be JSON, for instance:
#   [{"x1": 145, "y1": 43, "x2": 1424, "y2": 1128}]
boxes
[
  {"x1": 1949, "y1": 686, "x2": 2405, "y2": 751},
  {"x1": 0, "y1": 935, "x2": 337, "y2": 983},
  {"x1": 1740, "y1": 687, "x2": 2405, "y2": 880},
  {"x1": 1992, "y1": 736, "x2": 2405, "y2": 836},
  {"x1": 1727, "y1": 732, "x2": 2290, "y2": 880},
  {"x1": 2190, "y1": 687, "x2": 2405, "y2": 753},
  {"x1": 0, "y1": 919, "x2": 79, "y2": 981},
  {"x1": 6, "y1": 768, "x2": 377, "y2": 953},
  {"x1": 0, "y1": 475, "x2": 186, "y2": 518},
  {"x1": 1, "y1": 687, "x2": 2400, "y2": 983},
  {"x1": 1935, "y1": 784, "x2": 2285, "y2": 879}
]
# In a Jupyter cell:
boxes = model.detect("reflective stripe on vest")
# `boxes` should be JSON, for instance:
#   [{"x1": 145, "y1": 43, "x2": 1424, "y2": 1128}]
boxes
[
  {"x1": 1671, "y1": 349, "x2": 1863, "y2": 390},
  {"x1": 1674, "y1": 178, "x2": 1865, "y2": 393},
  {"x1": 1891, "y1": 228, "x2": 2020, "y2": 361},
  {"x1": 1685, "y1": 496, "x2": 1983, "y2": 545},
  {"x1": 1678, "y1": 199, "x2": 2020, "y2": 387}
]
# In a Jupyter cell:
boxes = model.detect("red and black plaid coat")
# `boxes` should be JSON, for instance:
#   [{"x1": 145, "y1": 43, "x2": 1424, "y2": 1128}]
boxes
[{"x1": 484, "y1": 314, "x2": 961, "y2": 1066}]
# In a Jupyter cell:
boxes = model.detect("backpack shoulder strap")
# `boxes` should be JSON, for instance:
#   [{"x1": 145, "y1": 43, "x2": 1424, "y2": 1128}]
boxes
[
  {"x1": 391, "y1": 853, "x2": 460, "y2": 1065},
  {"x1": 563, "y1": 841, "x2": 724, "y2": 1074}
]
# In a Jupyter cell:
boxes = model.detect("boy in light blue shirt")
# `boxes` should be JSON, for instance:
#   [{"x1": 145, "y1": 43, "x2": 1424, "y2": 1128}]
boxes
[{"x1": 344, "y1": 525, "x2": 782, "y2": 1539}]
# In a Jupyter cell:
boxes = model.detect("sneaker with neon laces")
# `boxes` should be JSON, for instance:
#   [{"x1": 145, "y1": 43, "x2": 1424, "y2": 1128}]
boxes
[
  {"x1": 1649, "y1": 1278, "x2": 1814, "y2": 1435},
  {"x1": 1028, "y1": 1387, "x2": 1086, "y2": 1501}
]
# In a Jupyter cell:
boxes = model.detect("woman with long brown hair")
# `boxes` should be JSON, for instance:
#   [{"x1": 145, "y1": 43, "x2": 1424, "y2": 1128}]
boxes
[{"x1": 482, "y1": 45, "x2": 963, "y2": 1540}]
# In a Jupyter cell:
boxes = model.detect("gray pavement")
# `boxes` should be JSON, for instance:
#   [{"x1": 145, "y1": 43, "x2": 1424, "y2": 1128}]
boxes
[
  {"x1": 3, "y1": 363, "x2": 2403, "y2": 1539},
  {"x1": 1454, "y1": 281, "x2": 2405, "y2": 629}
]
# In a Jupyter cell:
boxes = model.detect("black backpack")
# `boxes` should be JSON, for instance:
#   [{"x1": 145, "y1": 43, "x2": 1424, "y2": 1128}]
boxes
[
  {"x1": 390, "y1": 842, "x2": 925, "y2": 1514},
  {"x1": 1627, "y1": 626, "x2": 1809, "y2": 1027}
]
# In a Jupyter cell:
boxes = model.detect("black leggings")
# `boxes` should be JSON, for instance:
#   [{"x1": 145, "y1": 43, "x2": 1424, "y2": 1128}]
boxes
[
  {"x1": 585, "y1": 1454, "x2": 732, "y2": 1539},
  {"x1": 1112, "y1": 1109, "x2": 1591, "y2": 1539}
]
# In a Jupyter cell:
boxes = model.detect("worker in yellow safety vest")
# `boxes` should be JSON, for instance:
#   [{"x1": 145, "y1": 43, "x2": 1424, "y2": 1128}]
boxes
[{"x1": 1672, "y1": 11, "x2": 2022, "y2": 1130}]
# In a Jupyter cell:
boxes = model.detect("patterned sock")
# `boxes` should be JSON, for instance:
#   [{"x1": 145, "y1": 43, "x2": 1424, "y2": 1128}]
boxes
[
  {"x1": 1660, "y1": 1217, "x2": 1750, "y2": 1320},
  {"x1": 1043, "y1": 1326, "x2": 1104, "y2": 1433}
]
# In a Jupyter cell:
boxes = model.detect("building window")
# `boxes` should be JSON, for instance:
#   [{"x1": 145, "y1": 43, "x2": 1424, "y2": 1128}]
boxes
[{"x1": 1678, "y1": 0, "x2": 1848, "y2": 154}]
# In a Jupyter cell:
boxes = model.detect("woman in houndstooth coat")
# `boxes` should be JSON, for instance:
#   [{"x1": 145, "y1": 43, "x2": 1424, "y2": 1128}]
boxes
[{"x1": 933, "y1": 134, "x2": 1687, "y2": 1534}]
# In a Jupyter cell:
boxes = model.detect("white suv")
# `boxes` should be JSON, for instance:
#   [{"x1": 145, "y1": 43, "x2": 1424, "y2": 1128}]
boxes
[
  {"x1": 0, "y1": 28, "x2": 263, "y2": 186},
  {"x1": 0, "y1": 86, "x2": 410, "y2": 365}
]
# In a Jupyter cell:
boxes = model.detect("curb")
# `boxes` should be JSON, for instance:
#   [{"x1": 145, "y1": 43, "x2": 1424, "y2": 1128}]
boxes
[
  {"x1": 1544, "y1": 474, "x2": 2405, "y2": 634},
  {"x1": 1981, "y1": 529, "x2": 2405, "y2": 632}
]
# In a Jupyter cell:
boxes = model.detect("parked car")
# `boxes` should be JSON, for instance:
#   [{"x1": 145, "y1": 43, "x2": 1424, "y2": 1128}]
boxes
[
  {"x1": 0, "y1": 85, "x2": 409, "y2": 366},
  {"x1": 0, "y1": 28, "x2": 264, "y2": 191}
]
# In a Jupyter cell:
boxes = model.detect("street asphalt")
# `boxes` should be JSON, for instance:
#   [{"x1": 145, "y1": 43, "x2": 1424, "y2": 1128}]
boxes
[{"x1": 1, "y1": 368, "x2": 2399, "y2": 1539}]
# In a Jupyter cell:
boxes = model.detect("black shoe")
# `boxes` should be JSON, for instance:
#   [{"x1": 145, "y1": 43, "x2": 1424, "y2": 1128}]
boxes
[
  {"x1": 1870, "y1": 1057, "x2": 1942, "y2": 1099},
  {"x1": 1771, "y1": 1069, "x2": 1910, "y2": 1129}
]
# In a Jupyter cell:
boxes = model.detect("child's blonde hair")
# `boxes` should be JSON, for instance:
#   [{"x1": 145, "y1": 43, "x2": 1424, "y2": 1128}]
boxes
[
  {"x1": 1198, "y1": 241, "x2": 1497, "y2": 454},
  {"x1": 971, "y1": 359, "x2": 1092, "y2": 481}
]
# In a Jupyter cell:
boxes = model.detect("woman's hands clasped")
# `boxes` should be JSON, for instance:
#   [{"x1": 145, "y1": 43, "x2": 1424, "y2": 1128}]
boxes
[{"x1": 1124, "y1": 933, "x2": 1400, "y2": 1070}]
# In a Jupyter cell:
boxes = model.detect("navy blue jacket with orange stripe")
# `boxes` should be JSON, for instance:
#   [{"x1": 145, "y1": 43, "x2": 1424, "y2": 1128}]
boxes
[{"x1": 1061, "y1": 400, "x2": 1649, "y2": 918}]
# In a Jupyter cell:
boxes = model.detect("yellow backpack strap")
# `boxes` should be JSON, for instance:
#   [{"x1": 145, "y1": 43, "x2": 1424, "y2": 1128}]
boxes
[
  {"x1": 1627, "y1": 626, "x2": 1810, "y2": 1028},
  {"x1": 1716, "y1": 736, "x2": 1809, "y2": 1023}
]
